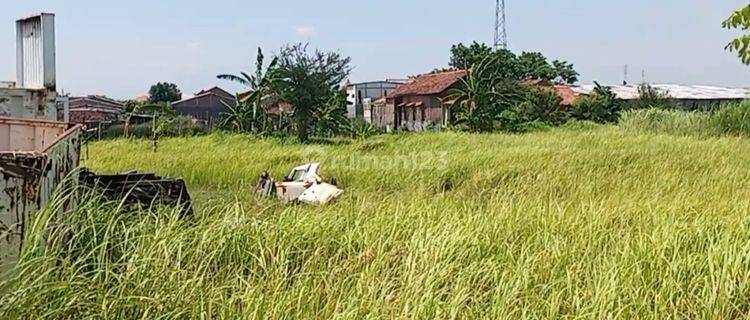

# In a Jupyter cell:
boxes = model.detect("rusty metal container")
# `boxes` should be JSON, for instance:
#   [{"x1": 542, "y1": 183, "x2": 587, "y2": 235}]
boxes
[{"x1": 0, "y1": 117, "x2": 81, "y2": 273}]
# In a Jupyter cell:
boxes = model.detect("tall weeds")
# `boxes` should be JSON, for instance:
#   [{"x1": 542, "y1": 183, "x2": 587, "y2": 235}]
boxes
[
  {"x1": 4, "y1": 129, "x2": 750, "y2": 318},
  {"x1": 620, "y1": 101, "x2": 750, "y2": 137}
]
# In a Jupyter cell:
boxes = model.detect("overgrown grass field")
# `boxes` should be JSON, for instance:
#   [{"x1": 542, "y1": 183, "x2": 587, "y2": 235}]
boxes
[{"x1": 4, "y1": 126, "x2": 750, "y2": 318}]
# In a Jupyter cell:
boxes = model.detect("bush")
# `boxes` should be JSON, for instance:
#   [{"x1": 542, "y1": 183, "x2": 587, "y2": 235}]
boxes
[
  {"x1": 350, "y1": 119, "x2": 379, "y2": 139},
  {"x1": 510, "y1": 86, "x2": 570, "y2": 126},
  {"x1": 570, "y1": 85, "x2": 621, "y2": 123},
  {"x1": 629, "y1": 84, "x2": 676, "y2": 110}
]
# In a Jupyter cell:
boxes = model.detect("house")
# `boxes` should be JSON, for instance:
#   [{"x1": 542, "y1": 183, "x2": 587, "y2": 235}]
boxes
[
  {"x1": 346, "y1": 80, "x2": 403, "y2": 122},
  {"x1": 378, "y1": 70, "x2": 467, "y2": 131},
  {"x1": 172, "y1": 87, "x2": 236, "y2": 124},
  {"x1": 68, "y1": 95, "x2": 124, "y2": 124},
  {"x1": 573, "y1": 84, "x2": 750, "y2": 110}
]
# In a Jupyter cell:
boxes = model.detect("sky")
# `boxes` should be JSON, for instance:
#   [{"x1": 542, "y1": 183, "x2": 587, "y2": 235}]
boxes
[{"x1": 2, "y1": 0, "x2": 749, "y2": 99}]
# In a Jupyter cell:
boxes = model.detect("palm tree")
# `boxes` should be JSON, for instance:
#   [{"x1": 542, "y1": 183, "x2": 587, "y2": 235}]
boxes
[{"x1": 217, "y1": 47, "x2": 278, "y2": 133}]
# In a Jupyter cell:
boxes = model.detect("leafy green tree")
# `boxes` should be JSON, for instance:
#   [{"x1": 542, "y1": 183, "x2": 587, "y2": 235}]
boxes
[
  {"x1": 552, "y1": 60, "x2": 579, "y2": 85},
  {"x1": 273, "y1": 43, "x2": 351, "y2": 142},
  {"x1": 517, "y1": 52, "x2": 555, "y2": 81},
  {"x1": 450, "y1": 42, "x2": 520, "y2": 79},
  {"x1": 148, "y1": 82, "x2": 182, "y2": 103},
  {"x1": 218, "y1": 47, "x2": 279, "y2": 133},
  {"x1": 723, "y1": 4, "x2": 750, "y2": 64},
  {"x1": 448, "y1": 42, "x2": 578, "y2": 84}
]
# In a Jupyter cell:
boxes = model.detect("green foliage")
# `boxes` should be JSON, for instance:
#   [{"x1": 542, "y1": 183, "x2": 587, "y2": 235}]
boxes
[
  {"x1": 148, "y1": 82, "x2": 182, "y2": 103},
  {"x1": 517, "y1": 52, "x2": 555, "y2": 81},
  {"x1": 218, "y1": 48, "x2": 280, "y2": 134},
  {"x1": 552, "y1": 60, "x2": 579, "y2": 84},
  {"x1": 723, "y1": 4, "x2": 750, "y2": 64},
  {"x1": 122, "y1": 99, "x2": 145, "y2": 113},
  {"x1": 630, "y1": 84, "x2": 676, "y2": 110},
  {"x1": 620, "y1": 101, "x2": 750, "y2": 137},
  {"x1": 446, "y1": 55, "x2": 526, "y2": 132},
  {"x1": 448, "y1": 41, "x2": 579, "y2": 84},
  {"x1": 102, "y1": 116, "x2": 208, "y2": 139},
  {"x1": 312, "y1": 91, "x2": 351, "y2": 137},
  {"x1": 570, "y1": 84, "x2": 622, "y2": 123},
  {"x1": 273, "y1": 43, "x2": 352, "y2": 142},
  {"x1": 349, "y1": 118, "x2": 378, "y2": 139},
  {"x1": 510, "y1": 86, "x2": 569, "y2": 126}
]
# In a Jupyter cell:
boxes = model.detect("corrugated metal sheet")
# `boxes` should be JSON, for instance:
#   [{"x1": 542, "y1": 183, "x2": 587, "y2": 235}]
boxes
[
  {"x1": 0, "y1": 118, "x2": 81, "y2": 274},
  {"x1": 16, "y1": 14, "x2": 55, "y2": 90},
  {"x1": 573, "y1": 84, "x2": 750, "y2": 100}
]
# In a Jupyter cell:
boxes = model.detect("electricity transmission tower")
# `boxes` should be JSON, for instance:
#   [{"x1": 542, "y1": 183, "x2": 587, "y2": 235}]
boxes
[{"x1": 494, "y1": 0, "x2": 507, "y2": 50}]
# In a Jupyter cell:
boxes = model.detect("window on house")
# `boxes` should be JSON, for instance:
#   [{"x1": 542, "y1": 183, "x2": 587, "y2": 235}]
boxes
[{"x1": 358, "y1": 90, "x2": 363, "y2": 104}]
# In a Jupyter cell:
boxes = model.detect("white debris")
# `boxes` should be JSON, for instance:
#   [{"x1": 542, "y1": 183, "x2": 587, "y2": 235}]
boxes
[{"x1": 267, "y1": 163, "x2": 344, "y2": 205}]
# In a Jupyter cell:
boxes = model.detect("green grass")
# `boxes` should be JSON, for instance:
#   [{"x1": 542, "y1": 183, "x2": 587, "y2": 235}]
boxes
[
  {"x1": 5, "y1": 127, "x2": 750, "y2": 318},
  {"x1": 620, "y1": 101, "x2": 750, "y2": 138}
]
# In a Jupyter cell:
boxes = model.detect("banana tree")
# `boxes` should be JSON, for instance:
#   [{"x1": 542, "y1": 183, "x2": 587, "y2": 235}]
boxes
[{"x1": 218, "y1": 47, "x2": 278, "y2": 134}]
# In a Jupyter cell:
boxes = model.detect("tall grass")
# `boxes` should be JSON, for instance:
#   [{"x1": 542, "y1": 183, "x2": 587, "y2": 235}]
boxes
[
  {"x1": 620, "y1": 101, "x2": 750, "y2": 137},
  {"x1": 4, "y1": 128, "x2": 750, "y2": 318}
]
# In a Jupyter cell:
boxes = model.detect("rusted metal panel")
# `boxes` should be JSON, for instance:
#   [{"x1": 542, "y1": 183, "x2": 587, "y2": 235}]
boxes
[
  {"x1": 0, "y1": 88, "x2": 58, "y2": 121},
  {"x1": 0, "y1": 117, "x2": 80, "y2": 274}
]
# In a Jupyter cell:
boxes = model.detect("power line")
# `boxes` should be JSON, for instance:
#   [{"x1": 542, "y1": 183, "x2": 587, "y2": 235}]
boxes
[{"x1": 494, "y1": 0, "x2": 507, "y2": 50}]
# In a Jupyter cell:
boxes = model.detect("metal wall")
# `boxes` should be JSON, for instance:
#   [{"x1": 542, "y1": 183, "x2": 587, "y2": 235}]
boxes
[
  {"x1": 16, "y1": 14, "x2": 56, "y2": 90},
  {"x1": 0, "y1": 119, "x2": 81, "y2": 274},
  {"x1": 0, "y1": 88, "x2": 58, "y2": 121}
]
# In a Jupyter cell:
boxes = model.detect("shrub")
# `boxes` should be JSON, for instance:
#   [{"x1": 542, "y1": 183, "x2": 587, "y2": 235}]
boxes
[
  {"x1": 629, "y1": 84, "x2": 676, "y2": 110},
  {"x1": 570, "y1": 85, "x2": 621, "y2": 123},
  {"x1": 350, "y1": 119, "x2": 379, "y2": 139},
  {"x1": 510, "y1": 86, "x2": 570, "y2": 126}
]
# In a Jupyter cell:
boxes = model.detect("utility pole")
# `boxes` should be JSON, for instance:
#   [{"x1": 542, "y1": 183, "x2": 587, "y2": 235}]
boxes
[{"x1": 494, "y1": 0, "x2": 507, "y2": 50}]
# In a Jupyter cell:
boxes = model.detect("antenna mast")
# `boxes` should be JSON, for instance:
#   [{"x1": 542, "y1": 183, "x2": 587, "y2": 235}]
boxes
[{"x1": 494, "y1": 0, "x2": 507, "y2": 50}]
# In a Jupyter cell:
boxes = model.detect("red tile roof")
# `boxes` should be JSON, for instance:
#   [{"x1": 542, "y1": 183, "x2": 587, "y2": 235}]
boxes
[
  {"x1": 388, "y1": 70, "x2": 466, "y2": 98},
  {"x1": 554, "y1": 85, "x2": 578, "y2": 106}
]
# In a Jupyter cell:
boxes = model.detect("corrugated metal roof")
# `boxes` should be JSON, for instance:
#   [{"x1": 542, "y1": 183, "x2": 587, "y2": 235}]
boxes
[{"x1": 573, "y1": 84, "x2": 750, "y2": 100}]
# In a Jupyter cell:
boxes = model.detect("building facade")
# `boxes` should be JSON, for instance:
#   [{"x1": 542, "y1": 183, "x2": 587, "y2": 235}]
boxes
[
  {"x1": 377, "y1": 71, "x2": 466, "y2": 131},
  {"x1": 172, "y1": 87, "x2": 236, "y2": 125},
  {"x1": 346, "y1": 81, "x2": 403, "y2": 122}
]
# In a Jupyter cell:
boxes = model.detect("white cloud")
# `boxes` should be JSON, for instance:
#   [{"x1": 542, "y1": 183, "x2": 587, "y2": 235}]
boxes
[
  {"x1": 295, "y1": 26, "x2": 316, "y2": 37},
  {"x1": 186, "y1": 42, "x2": 202, "y2": 50}
]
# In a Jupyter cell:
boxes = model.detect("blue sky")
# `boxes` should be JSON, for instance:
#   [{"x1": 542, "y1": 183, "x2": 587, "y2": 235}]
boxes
[{"x1": 2, "y1": 0, "x2": 749, "y2": 99}]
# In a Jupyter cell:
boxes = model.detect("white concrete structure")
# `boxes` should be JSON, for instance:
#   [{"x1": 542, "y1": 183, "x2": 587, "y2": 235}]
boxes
[
  {"x1": 346, "y1": 81, "x2": 403, "y2": 122},
  {"x1": 0, "y1": 13, "x2": 64, "y2": 121}
]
